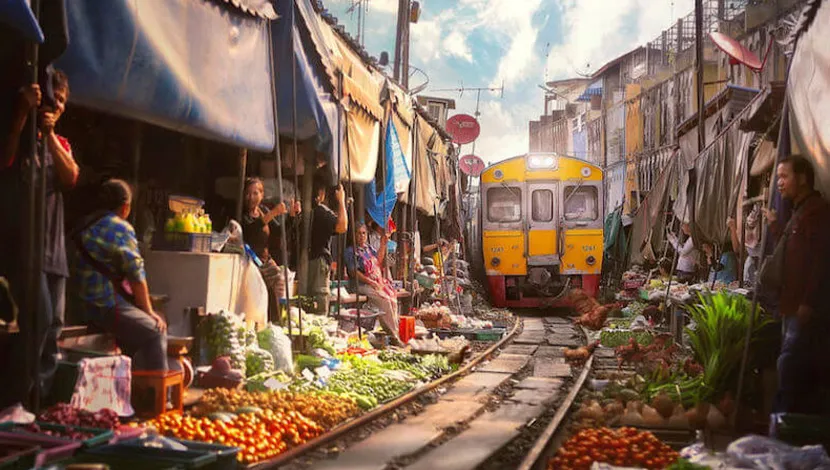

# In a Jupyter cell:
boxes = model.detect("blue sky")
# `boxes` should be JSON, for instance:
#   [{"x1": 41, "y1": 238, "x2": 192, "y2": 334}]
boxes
[{"x1": 322, "y1": 0, "x2": 695, "y2": 164}]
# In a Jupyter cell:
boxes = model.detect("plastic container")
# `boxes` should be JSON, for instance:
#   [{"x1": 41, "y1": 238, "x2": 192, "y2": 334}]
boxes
[
  {"x1": 0, "y1": 438, "x2": 38, "y2": 470},
  {"x1": 0, "y1": 422, "x2": 113, "y2": 449},
  {"x1": 55, "y1": 452, "x2": 183, "y2": 470},
  {"x1": 84, "y1": 442, "x2": 214, "y2": 469},
  {"x1": 111, "y1": 436, "x2": 240, "y2": 470},
  {"x1": 0, "y1": 431, "x2": 82, "y2": 467},
  {"x1": 399, "y1": 316, "x2": 416, "y2": 344},
  {"x1": 473, "y1": 327, "x2": 506, "y2": 341}
]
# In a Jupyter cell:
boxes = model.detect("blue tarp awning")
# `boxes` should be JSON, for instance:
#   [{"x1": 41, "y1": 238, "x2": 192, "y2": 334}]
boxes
[
  {"x1": 54, "y1": 0, "x2": 275, "y2": 152},
  {"x1": 0, "y1": 0, "x2": 44, "y2": 43},
  {"x1": 576, "y1": 80, "x2": 603, "y2": 102},
  {"x1": 271, "y1": 0, "x2": 339, "y2": 156}
]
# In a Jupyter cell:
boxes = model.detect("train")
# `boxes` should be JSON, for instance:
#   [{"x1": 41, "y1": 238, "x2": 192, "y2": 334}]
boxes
[{"x1": 477, "y1": 153, "x2": 604, "y2": 308}]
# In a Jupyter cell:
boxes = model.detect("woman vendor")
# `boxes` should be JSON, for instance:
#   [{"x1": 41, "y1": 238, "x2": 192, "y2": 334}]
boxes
[
  {"x1": 702, "y1": 242, "x2": 738, "y2": 284},
  {"x1": 667, "y1": 223, "x2": 699, "y2": 283},
  {"x1": 345, "y1": 222, "x2": 404, "y2": 347},
  {"x1": 241, "y1": 177, "x2": 301, "y2": 321}
]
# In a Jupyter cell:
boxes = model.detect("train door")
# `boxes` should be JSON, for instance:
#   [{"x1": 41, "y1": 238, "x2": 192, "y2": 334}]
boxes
[{"x1": 526, "y1": 182, "x2": 559, "y2": 266}]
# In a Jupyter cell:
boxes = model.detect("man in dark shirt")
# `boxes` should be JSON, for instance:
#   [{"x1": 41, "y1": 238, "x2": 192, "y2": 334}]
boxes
[
  {"x1": 767, "y1": 156, "x2": 830, "y2": 414},
  {"x1": 2, "y1": 70, "x2": 79, "y2": 399},
  {"x1": 307, "y1": 177, "x2": 347, "y2": 314}
]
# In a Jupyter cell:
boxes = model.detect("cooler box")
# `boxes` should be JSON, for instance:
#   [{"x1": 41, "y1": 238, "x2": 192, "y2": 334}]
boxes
[{"x1": 399, "y1": 316, "x2": 416, "y2": 343}]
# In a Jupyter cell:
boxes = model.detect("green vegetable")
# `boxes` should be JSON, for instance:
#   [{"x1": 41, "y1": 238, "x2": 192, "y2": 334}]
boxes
[
  {"x1": 245, "y1": 347, "x2": 275, "y2": 377},
  {"x1": 667, "y1": 458, "x2": 711, "y2": 469},
  {"x1": 308, "y1": 327, "x2": 336, "y2": 355},
  {"x1": 296, "y1": 354, "x2": 324, "y2": 371}
]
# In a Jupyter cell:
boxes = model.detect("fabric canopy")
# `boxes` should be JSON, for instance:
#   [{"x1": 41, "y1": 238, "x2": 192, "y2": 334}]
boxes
[
  {"x1": 788, "y1": 0, "x2": 830, "y2": 197},
  {"x1": 271, "y1": 0, "x2": 339, "y2": 165},
  {"x1": 55, "y1": 0, "x2": 275, "y2": 152},
  {"x1": 364, "y1": 121, "x2": 402, "y2": 227},
  {"x1": 0, "y1": 0, "x2": 44, "y2": 42},
  {"x1": 400, "y1": 116, "x2": 439, "y2": 215}
]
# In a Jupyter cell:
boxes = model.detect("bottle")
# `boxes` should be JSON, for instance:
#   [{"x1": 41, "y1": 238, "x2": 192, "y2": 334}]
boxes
[
  {"x1": 183, "y1": 209, "x2": 195, "y2": 233},
  {"x1": 173, "y1": 212, "x2": 185, "y2": 233},
  {"x1": 205, "y1": 214, "x2": 213, "y2": 233}
]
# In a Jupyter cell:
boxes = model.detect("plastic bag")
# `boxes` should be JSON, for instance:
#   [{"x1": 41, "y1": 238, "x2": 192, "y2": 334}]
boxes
[
  {"x1": 0, "y1": 403, "x2": 35, "y2": 424},
  {"x1": 257, "y1": 324, "x2": 294, "y2": 373},
  {"x1": 727, "y1": 435, "x2": 830, "y2": 470}
]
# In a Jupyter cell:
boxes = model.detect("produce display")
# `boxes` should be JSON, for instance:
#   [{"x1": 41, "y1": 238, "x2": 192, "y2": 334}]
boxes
[
  {"x1": 37, "y1": 404, "x2": 120, "y2": 430},
  {"x1": 324, "y1": 369, "x2": 413, "y2": 408},
  {"x1": 196, "y1": 389, "x2": 360, "y2": 430},
  {"x1": 600, "y1": 329, "x2": 654, "y2": 348},
  {"x1": 21, "y1": 423, "x2": 95, "y2": 440},
  {"x1": 145, "y1": 409, "x2": 323, "y2": 464},
  {"x1": 245, "y1": 346, "x2": 276, "y2": 377},
  {"x1": 200, "y1": 311, "x2": 247, "y2": 370},
  {"x1": 548, "y1": 427, "x2": 679, "y2": 470}
]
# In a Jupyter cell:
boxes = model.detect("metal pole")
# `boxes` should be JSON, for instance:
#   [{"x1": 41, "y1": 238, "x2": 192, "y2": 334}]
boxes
[
  {"x1": 22, "y1": 0, "x2": 42, "y2": 411},
  {"x1": 290, "y1": 0, "x2": 303, "y2": 344},
  {"x1": 266, "y1": 18, "x2": 292, "y2": 346},
  {"x1": 695, "y1": 0, "x2": 706, "y2": 152},
  {"x1": 235, "y1": 148, "x2": 248, "y2": 222},
  {"x1": 401, "y1": 0, "x2": 411, "y2": 90},
  {"x1": 393, "y1": 0, "x2": 406, "y2": 82},
  {"x1": 408, "y1": 117, "x2": 420, "y2": 306}
]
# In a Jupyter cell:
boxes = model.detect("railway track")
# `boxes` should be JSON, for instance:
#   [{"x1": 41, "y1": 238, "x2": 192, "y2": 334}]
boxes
[{"x1": 275, "y1": 311, "x2": 596, "y2": 470}]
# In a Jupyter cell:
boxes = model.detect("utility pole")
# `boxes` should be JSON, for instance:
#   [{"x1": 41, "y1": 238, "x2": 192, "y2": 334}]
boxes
[{"x1": 393, "y1": 0, "x2": 412, "y2": 88}]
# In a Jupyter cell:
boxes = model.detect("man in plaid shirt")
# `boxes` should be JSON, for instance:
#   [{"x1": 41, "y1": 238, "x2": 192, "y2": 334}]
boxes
[{"x1": 73, "y1": 179, "x2": 167, "y2": 371}]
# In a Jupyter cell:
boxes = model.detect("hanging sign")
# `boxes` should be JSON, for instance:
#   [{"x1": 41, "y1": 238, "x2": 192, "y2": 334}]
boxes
[
  {"x1": 459, "y1": 154, "x2": 485, "y2": 177},
  {"x1": 446, "y1": 114, "x2": 480, "y2": 145}
]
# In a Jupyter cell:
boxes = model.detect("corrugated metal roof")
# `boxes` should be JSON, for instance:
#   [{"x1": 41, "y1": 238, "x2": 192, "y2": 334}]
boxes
[{"x1": 676, "y1": 84, "x2": 761, "y2": 135}]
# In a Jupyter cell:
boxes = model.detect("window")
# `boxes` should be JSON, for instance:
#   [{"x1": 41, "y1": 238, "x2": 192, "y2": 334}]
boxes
[
  {"x1": 531, "y1": 189, "x2": 554, "y2": 222},
  {"x1": 564, "y1": 186, "x2": 599, "y2": 221},
  {"x1": 487, "y1": 187, "x2": 522, "y2": 223}
]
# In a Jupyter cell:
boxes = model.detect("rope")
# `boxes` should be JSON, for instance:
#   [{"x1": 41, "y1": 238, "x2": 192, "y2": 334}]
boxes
[{"x1": 290, "y1": 0, "x2": 302, "y2": 342}]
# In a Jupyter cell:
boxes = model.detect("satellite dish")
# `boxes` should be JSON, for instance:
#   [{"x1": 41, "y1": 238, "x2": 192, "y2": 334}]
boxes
[
  {"x1": 459, "y1": 155, "x2": 485, "y2": 177},
  {"x1": 710, "y1": 32, "x2": 763, "y2": 72},
  {"x1": 446, "y1": 114, "x2": 481, "y2": 145}
]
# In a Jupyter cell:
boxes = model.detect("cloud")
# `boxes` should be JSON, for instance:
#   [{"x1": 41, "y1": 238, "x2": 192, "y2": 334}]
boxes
[
  {"x1": 545, "y1": 0, "x2": 695, "y2": 80},
  {"x1": 442, "y1": 31, "x2": 474, "y2": 62}
]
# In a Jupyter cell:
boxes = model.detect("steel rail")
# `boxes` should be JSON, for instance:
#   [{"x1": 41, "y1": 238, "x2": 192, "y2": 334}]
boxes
[
  {"x1": 248, "y1": 317, "x2": 522, "y2": 469},
  {"x1": 516, "y1": 337, "x2": 595, "y2": 470}
]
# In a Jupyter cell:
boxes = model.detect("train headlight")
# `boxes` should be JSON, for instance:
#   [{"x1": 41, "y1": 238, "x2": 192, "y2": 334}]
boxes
[
  {"x1": 586, "y1": 255, "x2": 596, "y2": 266},
  {"x1": 527, "y1": 155, "x2": 557, "y2": 169},
  {"x1": 491, "y1": 257, "x2": 501, "y2": 267}
]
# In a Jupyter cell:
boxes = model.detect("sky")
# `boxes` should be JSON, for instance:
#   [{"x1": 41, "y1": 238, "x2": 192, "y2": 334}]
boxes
[{"x1": 322, "y1": 0, "x2": 695, "y2": 165}]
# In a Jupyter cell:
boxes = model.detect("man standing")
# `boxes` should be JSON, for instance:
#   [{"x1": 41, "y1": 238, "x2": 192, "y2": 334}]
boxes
[
  {"x1": 307, "y1": 177, "x2": 347, "y2": 315},
  {"x1": 2, "y1": 70, "x2": 79, "y2": 399},
  {"x1": 767, "y1": 156, "x2": 830, "y2": 414}
]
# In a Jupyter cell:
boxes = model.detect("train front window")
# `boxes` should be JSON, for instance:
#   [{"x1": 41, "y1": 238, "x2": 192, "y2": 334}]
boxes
[
  {"x1": 564, "y1": 186, "x2": 599, "y2": 221},
  {"x1": 531, "y1": 190, "x2": 554, "y2": 222},
  {"x1": 487, "y1": 187, "x2": 522, "y2": 223}
]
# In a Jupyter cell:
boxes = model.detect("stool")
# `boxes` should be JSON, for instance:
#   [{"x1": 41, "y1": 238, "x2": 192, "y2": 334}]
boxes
[{"x1": 131, "y1": 370, "x2": 183, "y2": 418}]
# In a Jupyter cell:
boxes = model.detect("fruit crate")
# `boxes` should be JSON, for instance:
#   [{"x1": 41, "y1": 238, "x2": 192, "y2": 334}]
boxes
[
  {"x1": 153, "y1": 232, "x2": 212, "y2": 253},
  {"x1": 0, "y1": 422, "x2": 113, "y2": 449}
]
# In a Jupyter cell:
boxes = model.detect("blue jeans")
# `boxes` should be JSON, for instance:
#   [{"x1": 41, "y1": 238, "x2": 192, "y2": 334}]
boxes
[
  {"x1": 86, "y1": 299, "x2": 168, "y2": 371},
  {"x1": 774, "y1": 316, "x2": 830, "y2": 414}
]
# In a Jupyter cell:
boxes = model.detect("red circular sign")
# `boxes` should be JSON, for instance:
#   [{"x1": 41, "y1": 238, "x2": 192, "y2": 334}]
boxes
[
  {"x1": 459, "y1": 154, "x2": 485, "y2": 176},
  {"x1": 446, "y1": 114, "x2": 481, "y2": 145}
]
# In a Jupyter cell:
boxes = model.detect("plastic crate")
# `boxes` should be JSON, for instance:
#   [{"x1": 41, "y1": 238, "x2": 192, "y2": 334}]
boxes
[
  {"x1": 473, "y1": 327, "x2": 506, "y2": 341},
  {"x1": 85, "y1": 441, "x2": 215, "y2": 469},
  {"x1": 53, "y1": 453, "x2": 183, "y2": 470},
  {"x1": 0, "y1": 431, "x2": 82, "y2": 467},
  {"x1": 0, "y1": 422, "x2": 113, "y2": 449},
  {"x1": 0, "y1": 439, "x2": 38, "y2": 470},
  {"x1": 115, "y1": 436, "x2": 240, "y2": 470},
  {"x1": 153, "y1": 232, "x2": 212, "y2": 253}
]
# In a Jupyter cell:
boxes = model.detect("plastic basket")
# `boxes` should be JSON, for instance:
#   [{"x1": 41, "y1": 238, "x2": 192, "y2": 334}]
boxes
[
  {"x1": 54, "y1": 453, "x2": 183, "y2": 470},
  {"x1": 0, "y1": 422, "x2": 113, "y2": 449},
  {"x1": 337, "y1": 309, "x2": 379, "y2": 333},
  {"x1": 473, "y1": 328, "x2": 506, "y2": 341},
  {"x1": 0, "y1": 439, "x2": 38, "y2": 470},
  {"x1": 153, "y1": 232, "x2": 212, "y2": 253}
]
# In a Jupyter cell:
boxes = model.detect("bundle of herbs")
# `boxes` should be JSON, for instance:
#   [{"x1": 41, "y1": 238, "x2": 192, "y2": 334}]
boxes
[{"x1": 684, "y1": 292, "x2": 771, "y2": 405}]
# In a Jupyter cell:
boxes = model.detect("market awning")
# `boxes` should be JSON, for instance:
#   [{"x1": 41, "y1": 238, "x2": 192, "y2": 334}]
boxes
[
  {"x1": 54, "y1": 0, "x2": 276, "y2": 152},
  {"x1": 271, "y1": 0, "x2": 339, "y2": 160},
  {"x1": 576, "y1": 81, "x2": 602, "y2": 102},
  {"x1": 788, "y1": 0, "x2": 830, "y2": 197},
  {"x1": 399, "y1": 116, "x2": 439, "y2": 215},
  {"x1": 750, "y1": 139, "x2": 776, "y2": 177},
  {"x1": 0, "y1": 0, "x2": 44, "y2": 43}
]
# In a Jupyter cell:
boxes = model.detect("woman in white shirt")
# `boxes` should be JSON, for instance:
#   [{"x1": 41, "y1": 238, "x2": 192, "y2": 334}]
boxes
[{"x1": 667, "y1": 223, "x2": 699, "y2": 283}]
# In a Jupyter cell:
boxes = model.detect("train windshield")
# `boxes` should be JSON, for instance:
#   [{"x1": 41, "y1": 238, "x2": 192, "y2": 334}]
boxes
[
  {"x1": 531, "y1": 189, "x2": 554, "y2": 222},
  {"x1": 487, "y1": 187, "x2": 522, "y2": 222},
  {"x1": 563, "y1": 186, "x2": 599, "y2": 221}
]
